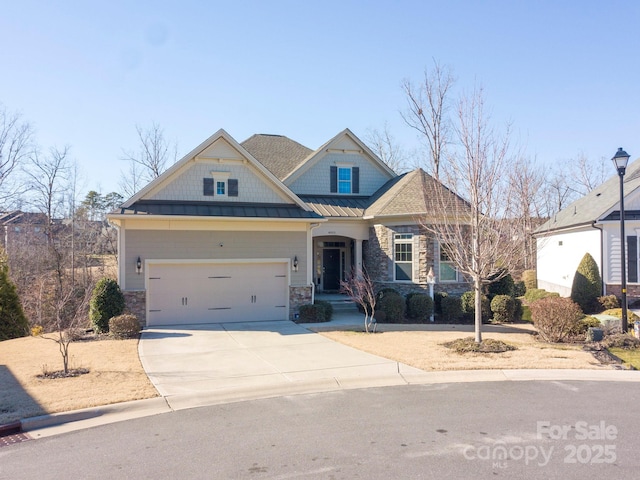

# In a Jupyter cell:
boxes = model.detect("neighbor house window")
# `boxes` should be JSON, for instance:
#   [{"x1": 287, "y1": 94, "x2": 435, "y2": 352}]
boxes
[
  {"x1": 394, "y1": 234, "x2": 413, "y2": 281},
  {"x1": 439, "y1": 244, "x2": 458, "y2": 282}
]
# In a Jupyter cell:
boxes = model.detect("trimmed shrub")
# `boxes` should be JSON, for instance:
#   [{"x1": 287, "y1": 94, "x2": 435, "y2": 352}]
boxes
[
  {"x1": 109, "y1": 314, "x2": 140, "y2": 339},
  {"x1": 571, "y1": 253, "x2": 602, "y2": 313},
  {"x1": 314, "y1": 300, "x2": 333, "y2": 321},
  {"x1": 0, "y1": 253, "x2": 29, "y2": 341},
  {"x1": 442, "y1": 337, "x2": 517, "y2": 353},
  {"x1": 298, "y1": 304, "x2": 327, "y2": 323},
  {"x1": 441, "y1": 295, "x2": 462, "y2": 323},
  {"x1": 602, "y1": 333, "x2": 640, "y2": 349},
  {"x1": 406, "y1": 294, "x2": 434, "y2": 321},
  {"x1": 524, "y1": 288, "x2": 560, "y2": 303},
  {"x1": 490, "y1": 295, "x2": 516, "y2": 323},
  {"x1": 513, "y1": 298, "x2": 524, "y2": 322},
  {"x1": 377, "y1": 287, "x2": 401, "y2": 298},
  {"x1": 530, "y1": 297, "x2": 584, "y2": 343},
  {"x1": 572, "y1": 316, "x2": 601, "y2": 336},
  {"x1": 89, "y1": 278, "x2": 125, "y2": 333},
  {"x1": 434, "y1": 291, "x2": 448, "y2": 315},
  {"x1": 487, "y1": 271, "x2": 515, "y2": 299},
  {"x1": 377, "y1": 291, "x2": 405, "y2": 323},
  {"x1": 597, "y1": 295, "x2": 619, "y2": 311},
  {"x1": 514, "y1": 281, "x2": 526, "y2": 298},
  {"x1": 522, "y1": 270, "x2": 537, "y2": 291},
  {"x1": 461, "y1": 291, "x2": 490, "y2": 321}
]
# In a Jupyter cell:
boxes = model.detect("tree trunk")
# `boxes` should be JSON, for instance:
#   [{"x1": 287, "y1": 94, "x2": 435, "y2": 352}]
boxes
[{"x1": 474, "y1": 275, "x2": 483, "y2": 343}]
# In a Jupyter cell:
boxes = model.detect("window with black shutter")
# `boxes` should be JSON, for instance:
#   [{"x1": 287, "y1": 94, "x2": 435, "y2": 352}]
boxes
[
  {"x1": 203, "y1": 178, "x2": 214, "y2": 196},
  {"x1": 330, "y1": 166, "x2": 337, "y2": 193},
  {"x1": 228, "y1": 179, "x2": 238, "y2": 197},
  {"x1": 628, "y1": 235, "x2": 638, "y2": 283}
]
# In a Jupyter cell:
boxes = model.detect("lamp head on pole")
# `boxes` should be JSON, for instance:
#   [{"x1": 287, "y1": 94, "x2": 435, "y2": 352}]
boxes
[{"x1": 612, "y1": 147, "x2": 630, "y2": 175}]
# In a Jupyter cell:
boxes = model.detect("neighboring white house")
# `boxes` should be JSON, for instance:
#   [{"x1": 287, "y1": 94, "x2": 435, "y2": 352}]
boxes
[
  {"x1": 107, "y1": 128, "x2": 471, "y2": 327},
  {"x1": 535, "y1": 157, "x2": 640, "y2": 300}
]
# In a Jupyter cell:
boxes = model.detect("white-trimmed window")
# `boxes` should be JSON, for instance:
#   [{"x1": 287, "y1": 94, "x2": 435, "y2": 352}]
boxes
[
  {"x1": 338, "y1": 167, "x2": 352, "y2": 194},
  {"x1": 394, "y1": 234, "x2": 413, "y2": 281},
  {"x1": 439, "y1": 243, "x2": 458, "y2": 282},
  {"x1": 216, "y1": 180, "x2": 226, "y2": 195}
]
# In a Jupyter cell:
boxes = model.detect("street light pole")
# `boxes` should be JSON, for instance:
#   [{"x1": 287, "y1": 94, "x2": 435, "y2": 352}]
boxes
[{"x1": 612, "y1": 148, "x2": 630, "y2": 333}]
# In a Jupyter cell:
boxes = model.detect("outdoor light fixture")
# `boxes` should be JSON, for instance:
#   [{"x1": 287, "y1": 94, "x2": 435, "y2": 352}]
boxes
[
  {"x1": 136, "y1": 256, "x2": 142, "y2": 274},
  {"x1": 293, "y1": 256, "x2": 299, "y2": 272},
  {"x1": 612, "y1": 148, "x2": 630, "y2": 333},
  {"x1": 427, "y1": 267, "x2": 436, "y2": 322}
]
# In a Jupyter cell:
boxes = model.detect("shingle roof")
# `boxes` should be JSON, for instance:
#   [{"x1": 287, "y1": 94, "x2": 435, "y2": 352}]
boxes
[
  {"x1": 119, "y1": 200, "x2": 322, "y2": 219},
  {"x1": 297, "y1": 195, "x2": 370, "y2": 217},
  {"x1": 365, "y1": 169, "x2": 470, "y2": 218},
  {"x1": 241, "y1": 134, "x2": 313, "y2": 180},
  {"x1": 535, "y1": 157, "x2": 640, "y2": 234}
]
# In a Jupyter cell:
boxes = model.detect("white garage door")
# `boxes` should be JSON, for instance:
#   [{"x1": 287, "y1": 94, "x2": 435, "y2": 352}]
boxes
[{"x1": 147, "y1": 262, "x2": 288, "y2": 326}]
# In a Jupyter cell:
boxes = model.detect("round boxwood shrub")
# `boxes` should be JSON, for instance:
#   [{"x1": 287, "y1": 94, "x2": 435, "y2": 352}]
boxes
[
  {"x1": 461, "y1": 291, "x2": 490, "y2": 321},
  {"x1": 377, "y1": 291, "x2": 405, "y2": 323},
  {"x1": 298, "y1": 304, "x2": 327, "y2": 323},
  {"x1": 89, "y1": 278, "x2": 125, "y2": 333},
  {"x1": 490, "y1": 295, "x2": 516, "y2": 323},
  {"x1": 440, "y1": 295, "x2": 462, "y2": 323},
  {"x1": 434, "y1": 291, "x2": 448, "y2": 315},
  {"x1": 109, "y1": 314, "x2": 140, "y2": 339},
  {"x1": 570, "y1": 253, "x2": 601, "y2": 314},
  {"x1": 487, "y1": 270, "x2": 515, "y2": 299},
  {"x1": 314, "y1": 300, "x2": 333, "y2": 321},
  {"x1": 522, "y1": 270, "x2": 537, "y2": 292},
  {"x1": 406, "y1": 293, "x2": 434, "y2": 321},
  {"x1": 513, "y1": 281, "x2": 526, "y2": 298}
]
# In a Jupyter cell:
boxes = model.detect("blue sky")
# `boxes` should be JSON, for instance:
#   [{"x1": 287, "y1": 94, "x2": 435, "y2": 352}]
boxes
[{"x1": 2, "y1": 0, "x2": 639, "y2": 195}]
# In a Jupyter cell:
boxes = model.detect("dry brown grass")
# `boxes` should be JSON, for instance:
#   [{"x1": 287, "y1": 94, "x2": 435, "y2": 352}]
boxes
[
  {"x1": 0, "y1": 335, "x2": 158, "y2": 425},
  {"x1": 317, "y1": 324, "x2": 608, "y2": 372}
]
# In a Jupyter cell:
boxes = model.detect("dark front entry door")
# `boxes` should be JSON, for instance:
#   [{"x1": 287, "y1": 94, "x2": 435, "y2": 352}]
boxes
[{"x1": 323, "y1": 249, "x2": 341, "y2": 291}]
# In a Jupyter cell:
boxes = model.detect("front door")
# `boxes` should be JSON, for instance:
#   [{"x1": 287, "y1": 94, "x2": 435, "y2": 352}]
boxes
[{"x1": 323, "y1": 249, "x2": 341, "y2": 291}]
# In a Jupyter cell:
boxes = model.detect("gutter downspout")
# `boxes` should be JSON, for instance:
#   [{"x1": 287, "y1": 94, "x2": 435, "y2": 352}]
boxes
[{"x1": 591, "y1": 220, "x2": 605, "y2": 296}]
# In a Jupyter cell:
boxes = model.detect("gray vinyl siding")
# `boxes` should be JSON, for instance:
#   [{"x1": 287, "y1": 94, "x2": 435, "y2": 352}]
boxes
[
  {"x1": 288, "y1": 153, "x2": 391, "y2": 196},
  {"x1": 150, "y1": 162, "x2": 287, "y2": 204},
  {"x1": 124, "y1": 230, "x2": 307, "y2": 290}
]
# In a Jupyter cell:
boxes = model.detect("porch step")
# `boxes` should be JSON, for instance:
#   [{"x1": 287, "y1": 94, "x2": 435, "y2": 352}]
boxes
[{"x1": 327, "y1": 299, "x2": 359, "y2": 313}]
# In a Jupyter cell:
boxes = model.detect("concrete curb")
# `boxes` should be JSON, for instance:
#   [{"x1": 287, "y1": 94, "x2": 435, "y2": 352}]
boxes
[{"x1": 4, "y1": 368, "x2": 637, "y2": 440}]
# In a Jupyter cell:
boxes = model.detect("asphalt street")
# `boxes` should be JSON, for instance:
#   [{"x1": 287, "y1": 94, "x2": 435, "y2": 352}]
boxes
[{"x1": 2, "y1": 381, "x2": 639, "y2": 479}]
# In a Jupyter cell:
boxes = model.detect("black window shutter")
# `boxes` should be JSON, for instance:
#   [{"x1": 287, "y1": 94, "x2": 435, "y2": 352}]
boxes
[
  {"x1": 330, "y1": 166, "x2": 337, "y2": 193},
  {"x1": 203, "y1": 178, "x2": 214, "y2": 196},
  {"x1": 228, "y1": 179, "x2": 238, "y2": 197},
  {"x1": 628, "y1": 235, "x2": 638, "y2": 283},
  {"x1": 352, "y1": 167, "x2": 360, "y2": 194}
]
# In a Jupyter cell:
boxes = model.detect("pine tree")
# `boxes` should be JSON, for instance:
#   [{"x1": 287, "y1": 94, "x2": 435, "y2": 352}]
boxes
[
  {"x1": 570, "y1": 253, "x2": 601, "y2": 313},
  {"x1": 0, "y1": 249, "x2": 29, "y2": 341}
]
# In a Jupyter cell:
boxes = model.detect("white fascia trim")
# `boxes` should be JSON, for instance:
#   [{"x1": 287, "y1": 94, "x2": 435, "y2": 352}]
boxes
[{"x1": 106, "y1": 214, "x2": 327, "y2": 224}]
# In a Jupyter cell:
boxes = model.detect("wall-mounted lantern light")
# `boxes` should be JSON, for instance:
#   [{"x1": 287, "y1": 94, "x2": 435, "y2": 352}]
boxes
[
  {"x1": 136, "y1": 256, "x2": 142, "y2": 274},
  {"x1": 293, "y1": 255, "x2": 299, "y2": 272}
]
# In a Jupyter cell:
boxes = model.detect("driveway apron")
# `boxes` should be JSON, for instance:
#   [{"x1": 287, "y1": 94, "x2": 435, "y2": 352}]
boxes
[{"x1": 138, "y1": 320, "x2": 423, "y2": 408}]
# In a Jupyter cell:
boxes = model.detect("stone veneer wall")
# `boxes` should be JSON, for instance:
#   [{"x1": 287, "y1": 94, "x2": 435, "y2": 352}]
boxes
[
  {"x1": 366, "y1": 224, "x2": 469, "y2": 296},
  {"x1": 123, "y1": 291, "x2": 146, "y2": 327},
  {"x1": 289, "y1": 285, "x2": 313, "y2": 320}
]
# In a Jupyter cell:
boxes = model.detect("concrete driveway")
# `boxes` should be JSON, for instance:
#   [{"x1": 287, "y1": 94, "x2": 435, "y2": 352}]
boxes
[{"x1": 138, "y1": 320, "x2": 424, "y2": 409}]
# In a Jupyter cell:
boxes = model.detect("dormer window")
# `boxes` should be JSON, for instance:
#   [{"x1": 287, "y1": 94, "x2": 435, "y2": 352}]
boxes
[
  {"x1": 203, "y1": 172, "x2": 238, "y2": 198},
  {"x1": 330, "y1": 165, "x2": 359, "y2": 194}
]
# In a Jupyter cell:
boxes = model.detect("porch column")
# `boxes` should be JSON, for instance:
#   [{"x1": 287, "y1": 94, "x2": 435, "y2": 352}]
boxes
[{"x1": 355, "y1": 239, "x2": 363, "y2": 275}]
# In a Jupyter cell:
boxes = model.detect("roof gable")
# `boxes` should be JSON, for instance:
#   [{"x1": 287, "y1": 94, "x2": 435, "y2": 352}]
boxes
[
  {"x1": 121, "y1": 129, "x2": 311, "y2": 212},
  {"x1": 283, "y1": 129, "x2": 396, "y2": 185},
  {"x1": 536, "y1": 157, "x2": 640, "y2": 234}
]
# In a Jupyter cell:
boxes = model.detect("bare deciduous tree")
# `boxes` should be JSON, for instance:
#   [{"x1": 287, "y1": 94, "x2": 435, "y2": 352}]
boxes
[
  {"x1": 365, "y1": 123, "x2": 410, "y2": 174},
  {"x1": 340, "y1": 268, "x2": 377, "y2": 333},
  {"x1": 120, "y1": 122, "x2": 177, "y2": 197},
  {"x1": 401, "y1": 60, "x2": 455, "y2": 179},
  {"x1": 423, "y1": 87, "x2": 521, "y2": 343},
  {"x1": 0, "y1": 104, "x2": 34, "y2": 205}
]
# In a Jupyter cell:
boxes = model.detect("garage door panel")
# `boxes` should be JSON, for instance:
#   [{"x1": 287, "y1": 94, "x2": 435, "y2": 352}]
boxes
[{"x1": 147, "y1": 262, "x2": 288, "y2": 326}]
